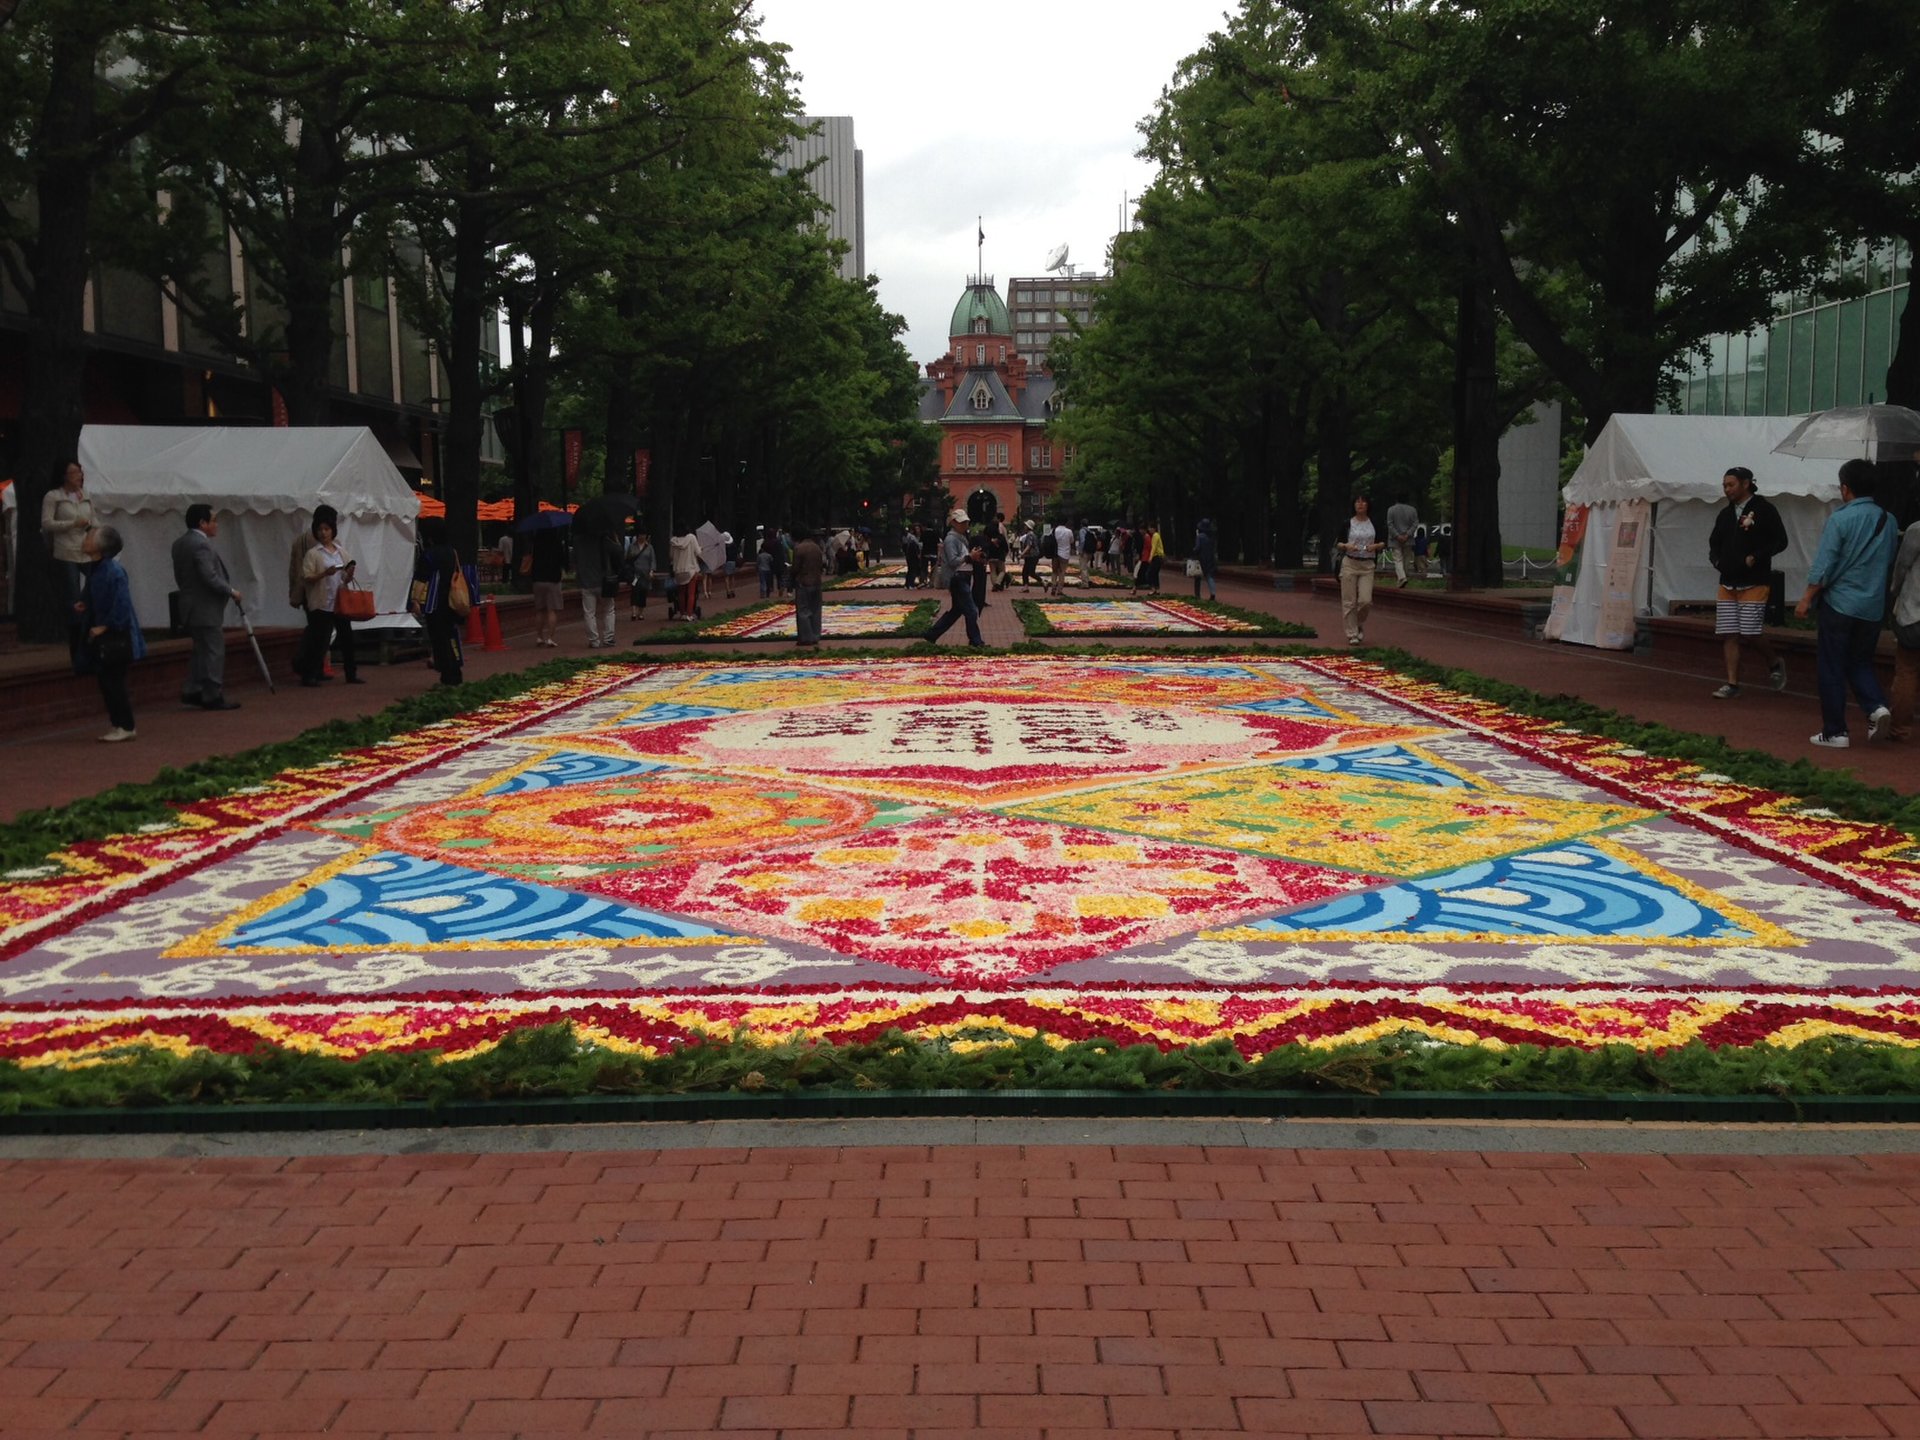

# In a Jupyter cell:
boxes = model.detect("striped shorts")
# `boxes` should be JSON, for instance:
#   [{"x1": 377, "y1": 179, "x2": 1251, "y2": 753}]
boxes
[{"x1": 1715, "y1": 582, "x2": 1769, "y2": 636}]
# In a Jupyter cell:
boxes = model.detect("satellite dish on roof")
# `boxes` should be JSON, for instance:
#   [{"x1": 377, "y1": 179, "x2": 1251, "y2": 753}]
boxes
[{"x1": 1045, "y1": 244, "x2": 1070, "y2": 272}]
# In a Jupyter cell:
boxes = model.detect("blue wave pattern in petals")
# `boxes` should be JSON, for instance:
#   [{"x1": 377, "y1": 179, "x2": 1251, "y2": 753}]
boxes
[
  {"x1": 1274, "y1": 744, "x2": 1472, "y2": 788},
  {"x1": 1249, "y1": 843, "x2": 1751, "y2": 941},
  {"x1": 490, "y1": 754, "x2": 670, "y2": 794},
  {"x1": 225, "y1": 851, "x2": 724, "y2": 948},
  {"x1": 615, "y1": 703, "x2": 739, "y2": 726}
]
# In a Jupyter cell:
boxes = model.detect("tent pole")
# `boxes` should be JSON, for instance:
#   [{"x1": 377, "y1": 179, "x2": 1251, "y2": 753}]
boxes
[{"x1": 1646, "y1": 501, "x2": 1657, "y2": 616}]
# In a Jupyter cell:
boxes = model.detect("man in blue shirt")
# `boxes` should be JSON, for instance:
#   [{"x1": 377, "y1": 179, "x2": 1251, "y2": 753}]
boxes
[{"x1": 1796, "y1": 460, "x2": 1898, "y2": 748}]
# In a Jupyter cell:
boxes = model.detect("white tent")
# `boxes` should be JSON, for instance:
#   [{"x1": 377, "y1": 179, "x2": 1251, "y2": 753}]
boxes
[
  {"x1": 1553, "y1": 414, "x2": 1842, "y2": 649},
  {"x1": 77, "y1": 426, "x2": 420, "y2": 631}
]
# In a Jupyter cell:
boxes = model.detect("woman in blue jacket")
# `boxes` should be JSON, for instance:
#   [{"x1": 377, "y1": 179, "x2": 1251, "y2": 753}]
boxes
[{"x1": 80, "y1": 525, "x2": 147, "y2": 742}]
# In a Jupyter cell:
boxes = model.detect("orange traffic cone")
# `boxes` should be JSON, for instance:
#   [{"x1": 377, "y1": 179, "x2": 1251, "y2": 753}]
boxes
[
  {"x1": 481, "y1": 597, "x2": 506, "y2": 652},
  {"x1": 464, "y1": 599, "x2": 486, "y2": 648}
]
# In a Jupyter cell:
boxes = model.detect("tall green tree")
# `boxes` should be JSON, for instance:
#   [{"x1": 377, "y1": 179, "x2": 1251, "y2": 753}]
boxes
[{"x1": 2, "y1": 3, "x2": 216, "y2": 641}]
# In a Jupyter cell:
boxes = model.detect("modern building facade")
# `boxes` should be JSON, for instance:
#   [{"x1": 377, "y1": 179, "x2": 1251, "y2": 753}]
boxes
[
  {"x1": 1007, "y1": 272, "x2": 1105, "y2": 368},
  {"x1": 1673, "y1": 241, "x2": 1911, "y2": 417},
  {"x1": 0, "y1": 245, "x2": 502, "y2": 486},
  {"x1": 780, "y1": 116, "x2": 866, "y2": 283},
  {"x1": 919, "y1": 276, "x2": 1068, "y2": 518}
]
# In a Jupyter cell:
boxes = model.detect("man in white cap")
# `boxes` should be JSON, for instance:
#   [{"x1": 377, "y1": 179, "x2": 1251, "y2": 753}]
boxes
[{"x1": 923, "y1": 509, "x2": 985, "y2": 646}]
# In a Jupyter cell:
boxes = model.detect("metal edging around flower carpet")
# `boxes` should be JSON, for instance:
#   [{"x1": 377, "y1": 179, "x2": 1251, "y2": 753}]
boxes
[{"x1": 5, "y1": 1087, "x2": 1920, "y2": 1135}]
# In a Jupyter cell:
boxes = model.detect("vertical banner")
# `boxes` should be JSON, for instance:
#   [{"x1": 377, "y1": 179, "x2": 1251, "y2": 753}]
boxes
[
  {"x1": 562, "y1": 429, "x2": 583, "y2": 493},
  {"x1": 633, "y1": 448, "x2": 650, "y2": 499},
  {"x1": 1596, "y1": 499, "x2": 1651, "y2": 650},
  {"x1": 1542, "y1": 503, "x2": 1589, "y2": 642}
]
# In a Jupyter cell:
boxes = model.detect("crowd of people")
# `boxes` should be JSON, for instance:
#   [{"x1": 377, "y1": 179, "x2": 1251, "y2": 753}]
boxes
[{"x1": 35, "y1": 456, "x2": 1920, "y2": 753}]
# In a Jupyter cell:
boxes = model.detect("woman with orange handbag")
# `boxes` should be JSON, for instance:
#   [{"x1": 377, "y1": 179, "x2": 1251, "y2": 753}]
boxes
[
  {"x1": 410, "y1": 517, "x2": 470, "y2": 686},
  {"x1": 297, "y1": 512, "x2": 364, "y2": 686}
]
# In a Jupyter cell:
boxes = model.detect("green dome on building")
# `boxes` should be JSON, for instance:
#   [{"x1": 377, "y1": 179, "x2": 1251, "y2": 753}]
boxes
[{"x1": 949, "y1": 280, "x2": 1011, "y2": 338}]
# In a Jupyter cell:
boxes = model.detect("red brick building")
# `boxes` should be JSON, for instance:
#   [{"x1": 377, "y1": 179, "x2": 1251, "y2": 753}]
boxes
[{"x1": 918, "y1": 276, "x2": 1067, "y2": 520}]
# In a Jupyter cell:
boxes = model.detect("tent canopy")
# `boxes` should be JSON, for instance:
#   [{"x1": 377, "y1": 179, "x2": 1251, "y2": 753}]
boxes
[
  {"x1": 78, "y1": 425, "x2": 420, "y2": 630},
  {"x1": 78, "y1": 427, "x2": 421, "y2": 519},
  {"x1": 1564, "y1": 413, "x2": 1842, "y2": 506}
]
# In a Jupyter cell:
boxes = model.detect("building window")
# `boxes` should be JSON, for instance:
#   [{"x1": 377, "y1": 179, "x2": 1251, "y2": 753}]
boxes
[
  {"x1": 1064, "y1": 446, "x2": 1075, "y2": 463},
  {"x1": 975, "y1": 344, "x2": 985, "y2": 363},
  {"x1": 1029, "y1": 445, "x2": 1040, "y2": 469},
  {"x1": 973, "y1": 318, "x2": 988, "y2": 334},
  {"x1": 997, "y1": 346, "x2": 1006, "y2": 363},
  {"x1": 971, "y1": 383, "x2": 991, "y2": 411},
  {"x1": 1042, "y1": 445, "x2": 1053, "y2": 468}
]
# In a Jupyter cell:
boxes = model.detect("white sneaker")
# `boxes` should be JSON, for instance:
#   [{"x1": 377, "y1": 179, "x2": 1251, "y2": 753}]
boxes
[
  {"x1": 1869, "y1": 706, "x2": 1893, "y2": 741},
  {"x1": 1768, "y1": 662, "x2": 1787, "y2": 692},
  {"x1": 99, "y1": 727, "x2": 135, "y2": 743},
  {"x1": 1810, "y1": 732, "x2": 1850, "y2": 748},
  {"x1": 1711, "y1": 683, "x2": 1740, "y2": 699}
]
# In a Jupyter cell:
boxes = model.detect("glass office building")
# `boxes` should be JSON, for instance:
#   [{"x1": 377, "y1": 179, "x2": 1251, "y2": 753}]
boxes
[{"x1": 1675, "y1": 239, "x2": 1910, "y2": 416}]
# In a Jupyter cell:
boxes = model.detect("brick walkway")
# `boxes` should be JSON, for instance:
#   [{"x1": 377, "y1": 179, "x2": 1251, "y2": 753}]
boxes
[{"x1": 6, "y1": 1142, "x2": 1920, "y2": 1437}]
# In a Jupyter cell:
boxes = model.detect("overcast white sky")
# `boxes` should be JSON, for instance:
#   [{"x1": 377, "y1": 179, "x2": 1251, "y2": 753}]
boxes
[{"x1": 752, "y1": 0, "x2": 1230, "y2": 368}]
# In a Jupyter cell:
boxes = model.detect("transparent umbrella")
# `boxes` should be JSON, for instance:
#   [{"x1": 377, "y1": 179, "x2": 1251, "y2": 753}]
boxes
[{"x1": 1771, "y1": 404, "x2": 1920, "y2": 462}]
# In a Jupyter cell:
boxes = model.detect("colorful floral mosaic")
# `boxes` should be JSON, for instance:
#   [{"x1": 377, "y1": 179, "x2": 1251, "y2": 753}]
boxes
[
  {"x1": 1025, "y1": 598, "x2": 1275, "y2": 635},
  {"x1": 666, "y1": 601, "x2": 929, "y2": 642},
  {"x1": 8, "y1": 655, "x2": 1920, "y2": 1067},
  {"x1": 830, "y1": 565, "x2": 1128, "y2": 590}
]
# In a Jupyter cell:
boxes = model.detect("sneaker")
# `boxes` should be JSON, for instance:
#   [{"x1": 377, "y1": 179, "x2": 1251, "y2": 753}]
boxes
[
  {"x1": 1869, "y1": 705, "x2": 1893, "y2": 741},
  {"x1": 1768, "y1": 662, "x2": 1787, "y2": 692},
  {"x1": 99, "y1": 727, "x2": 134, "y2": 743},
  {"x1": 1711, "y1": 683, "x2": 1740, "y2": 699},
  {"x1": 1810, "y1": 732, "x2": 1850, "y2": 748}
]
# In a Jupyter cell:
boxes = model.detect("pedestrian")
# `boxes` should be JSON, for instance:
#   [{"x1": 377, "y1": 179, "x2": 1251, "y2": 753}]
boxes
[
  {"x1": 1018, "y1": 521, "x2": 1039, "y2": 588},
  {"x1": 757, "y1": 526, "x2": 779, "y2": 597},
  {"x1": 1140, "y1": 522, "x2": 1165, "y2": 592},
  {"x1": 924, "y1": 509, "x2": 985, "y2": 647},
  {"x1": 528, "y1": 524, "x2": 565, "y2": 647},
  {"x1": 1707, "y1": 465, "x2": 1788, "y2": 699},
  {"x1": 170, "y1": 502, "x2": 244, "y2": 709},
  {"x1": 80, "y1": 525, "x2": 144, "y2": 742},
  {"x1": 409, "y1": 516, "x2": 470, "y2": 687},
  {"x1": 1887, "y1": 512, "x2": 1920, "y2": 742},
  {"x1": 1336, "y1": 495, "x2": 1380, "y2": 646},
  {"x1": 669, "y1": 528, "x2": 702, "y2": 619},
  {"x1": 971, "y1": 520, "x2": 991, "y2": 613},
  {"x1": 573, "y1": 521, "x2": 619, "y2": 648},
  {"x1": 1386, "y1": 496, "x2": 1419, "y2": 587},
  {"x1": 496, "y1": 529, "x2": 513, "y2": 579},
  {"x1": 628, "y1": 532, "x2": 655, "y2": 620},
  {"x1": 40, "y1": 458, "x2": 94, "y2": 671},
  {"x1": 902, "y1": 524, "x2": 924, "y2": 589},
  {"x1": 296, "y1": 510, "x2": 363, "y2": 687},
  {"x1": 987, "y1": 512, "x2": 1009, "y2": 591},
  {"x1": 790, "y1": 525, "x2": 825, "y2": 647},
  {"x1": 1049, "y1": 518, "x2": 1073, "y2": 596},
  {"x1": 1412, "y1": 527, "x2": 1430, "y2": 578},
  {"x1": 721, "y1": 531, "x2": 738, "y2": 597},
  {"x1": 1191, "y1": 518, "x2": 1219, "y2": 600},
  {"x1": 1796, "y1": 459, "x2": 1897, "y2": 748}
]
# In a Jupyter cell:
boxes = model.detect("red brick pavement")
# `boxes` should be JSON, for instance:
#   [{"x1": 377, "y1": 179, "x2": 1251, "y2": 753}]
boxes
[{"x1": 6, "y1": 1143, "x2": 1920, "y2": 1437}]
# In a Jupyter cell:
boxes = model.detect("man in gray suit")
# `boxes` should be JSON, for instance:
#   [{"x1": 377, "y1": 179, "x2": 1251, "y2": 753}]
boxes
[{"x1": 170, "y1": 503, "x2": 244, "y2": 710}]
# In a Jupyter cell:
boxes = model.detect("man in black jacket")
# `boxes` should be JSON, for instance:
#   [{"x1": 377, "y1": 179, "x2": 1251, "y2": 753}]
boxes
[{"x1": 1707, "y1": 465, "x2": 1788, "y2": 698}]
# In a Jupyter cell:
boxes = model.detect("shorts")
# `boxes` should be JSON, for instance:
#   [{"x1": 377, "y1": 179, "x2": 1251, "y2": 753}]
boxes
[
  {"x1": 532, "y1": 581, "x2": 563, "y2": 612},
  {"x1": 1715, "y1": 582, "x2": 1768, "y2": 637}
]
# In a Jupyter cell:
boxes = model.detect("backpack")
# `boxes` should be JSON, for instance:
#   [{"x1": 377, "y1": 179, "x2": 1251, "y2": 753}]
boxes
[{"x1": 1040, "y1": 530, "x2": 1058, "y2": 559}]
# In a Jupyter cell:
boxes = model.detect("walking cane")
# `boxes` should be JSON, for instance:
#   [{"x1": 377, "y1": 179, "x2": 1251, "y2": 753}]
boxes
[{"x1": 236, "y1": 600, "x2": 276, "y2": 694}]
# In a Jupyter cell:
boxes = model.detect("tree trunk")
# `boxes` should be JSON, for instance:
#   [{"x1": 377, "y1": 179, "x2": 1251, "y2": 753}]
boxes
[
  {"x1": 1885, "y1": 229, "x2": 1920, "y2": 410},
  {"x1": 1316, "y1": 391, "x2": 1353, "y2": 575},
  {"x1": 602, "y1": 295, "x2": 640, "y2": 499},
  {"x1": 279, "y1": 116, "x2": 343, "y2": 427},
  {"x1": 1450, "y1": 271, "x2": 1505, "y2": 589},
  {"x1": 439, "y1": 180, "x2": 493, "y2": 559},
  {"x1": 13, "y1": 31, "x2": 99, "y2": 644},
  {"x1": 507, "y1": 276, "x2": 557, "y2": 520}
]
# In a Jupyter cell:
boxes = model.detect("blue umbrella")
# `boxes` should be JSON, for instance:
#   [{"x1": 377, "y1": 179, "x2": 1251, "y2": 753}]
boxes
[{"x1": 516, "y1": 509, "x2": 573, "y2": 534}]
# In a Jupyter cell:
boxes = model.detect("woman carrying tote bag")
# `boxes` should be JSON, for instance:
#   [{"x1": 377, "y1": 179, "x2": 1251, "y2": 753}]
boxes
[{"x1": 297, "y1": 509, "x2": 364, "y2": 686}]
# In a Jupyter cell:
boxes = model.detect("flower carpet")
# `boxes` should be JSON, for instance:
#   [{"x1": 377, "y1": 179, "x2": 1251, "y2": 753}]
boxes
[
  {"x1": 7, "y1": 655, "x2": 1920, "y2": 1070},
  {"x1": 1018, "y1": 597, "x2": 1301, "y2": 636},
  {"x1": 650, "y1": 599, "x2": 933, "y2": 642},
  {"x1": 830, "y1": 565, "x2": 1129, "y2": 590}
]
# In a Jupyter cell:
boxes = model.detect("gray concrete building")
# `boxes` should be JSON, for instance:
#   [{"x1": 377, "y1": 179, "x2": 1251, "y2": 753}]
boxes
[
  {"x1": 1007, "y1": 273, "x2": 1105, "y2": 368},
  {"x1": 780, "y1": 116, "x2": 865, "y2": 283}
]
